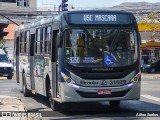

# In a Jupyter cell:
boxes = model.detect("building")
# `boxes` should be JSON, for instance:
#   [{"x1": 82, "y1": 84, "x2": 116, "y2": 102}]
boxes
[
  {"x1": 0, "y1": 0, "x2": 37, "y2": 61},
  {"x1": 0, "y1": 0, "x2": 37, "y2": 13},
  {"x1": 3, "y1": 24, "x2": 17, "y2": 61},
  {"x1": 0, "y1": 0, "x2": 37, "y2": 23},
  {"x1": 138, "y1": 22, "x2": 160, "y2": 64}
]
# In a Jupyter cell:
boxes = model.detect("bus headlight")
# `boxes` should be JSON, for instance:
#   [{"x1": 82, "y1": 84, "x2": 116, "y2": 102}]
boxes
[
  {"x1": 61, "y1": 72, "x2": 75, "y2": 84},
  {"x1": 61, "y1": 72, "x2": 80, "y2": 89},
  {"x1": 131, "y1": 72, "x2": 141, "y2": 82}
]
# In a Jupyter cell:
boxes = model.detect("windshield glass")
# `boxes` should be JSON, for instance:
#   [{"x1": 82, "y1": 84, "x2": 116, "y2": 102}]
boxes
[
  {"x1": 65, "y1": 28, "x2": 138, "y2": 67},
  {"x1": 0, "y1": 54, "x2": 8, "y2": 62}
]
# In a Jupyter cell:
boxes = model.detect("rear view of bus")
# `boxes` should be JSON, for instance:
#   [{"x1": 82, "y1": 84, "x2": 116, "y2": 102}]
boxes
[{"x1": 58, "y1": 10, "x2": 141, "y2": 108}]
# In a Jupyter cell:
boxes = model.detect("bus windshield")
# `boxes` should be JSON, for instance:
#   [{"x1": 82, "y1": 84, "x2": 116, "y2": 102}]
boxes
[{"x1": 65, "y1": 28, "x2": 138, "y2": 67}]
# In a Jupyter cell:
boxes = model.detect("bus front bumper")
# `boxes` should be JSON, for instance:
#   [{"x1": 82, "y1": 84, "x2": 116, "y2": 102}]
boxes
[{"x1": 59, "y1": 81, "x2": 141, "y2": 103}]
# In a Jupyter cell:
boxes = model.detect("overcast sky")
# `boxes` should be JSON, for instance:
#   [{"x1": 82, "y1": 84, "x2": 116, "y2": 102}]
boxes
[{"x1": 37, "y1": 0, "x2": 160, "y2": 8}]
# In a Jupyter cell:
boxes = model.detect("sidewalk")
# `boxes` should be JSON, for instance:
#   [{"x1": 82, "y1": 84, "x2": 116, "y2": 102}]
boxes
[
  {"x1": 0, "y1": 96, "x2": 40, "y2": 120},
  {"x1": 141, "y1": 72, "x2": 160, "y2": 79},
  {"x1": 0, "y1": 95, "x2": 26, "y2": 120}
]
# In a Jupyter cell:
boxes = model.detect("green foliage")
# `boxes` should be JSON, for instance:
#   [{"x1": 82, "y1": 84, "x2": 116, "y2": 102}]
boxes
[
  {"x1": 147, "y1": 11, "x2": 160, "y2": 41},
  {"x1": 0, "y1": 39, "x2": 6, "y2": 48},
  {"x1": 147, "y1": 11, "x2": 159, "y2": 22},
  {"x1": 0, "y1": 39, "x2": 7, "y2": 54}
]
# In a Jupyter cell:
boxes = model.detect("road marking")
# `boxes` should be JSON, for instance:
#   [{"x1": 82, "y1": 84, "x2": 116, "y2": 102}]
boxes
[{"x1": 141, "y1": 94, "x2": 160, "y2": 103}]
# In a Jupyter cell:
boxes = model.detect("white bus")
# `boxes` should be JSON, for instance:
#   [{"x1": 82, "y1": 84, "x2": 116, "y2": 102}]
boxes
[{"x1": 15, "y1": 10, "x2": 141, "y2": 111}]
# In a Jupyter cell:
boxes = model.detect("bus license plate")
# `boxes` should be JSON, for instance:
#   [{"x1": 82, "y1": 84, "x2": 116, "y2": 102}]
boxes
[{"x1": 97, "y1": 90, "x2": 111, "y2": 95}]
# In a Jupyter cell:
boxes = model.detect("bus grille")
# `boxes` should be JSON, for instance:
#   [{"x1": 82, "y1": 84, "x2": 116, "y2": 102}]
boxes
[{"x1": 75, "y1": 89, "x2": 130, "y2": 98}]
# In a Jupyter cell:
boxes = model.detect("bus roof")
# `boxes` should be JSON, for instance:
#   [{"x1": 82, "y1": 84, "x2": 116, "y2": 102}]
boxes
[
  {"x1": 16, "y1": 15, "x2": 61, "y2": 31},
  {"x1": 16, "y1": 10, "x2": 135, "y2": 31},
  {"x1": 63, "y1": 10, "x2": 133, "y2": 14}
]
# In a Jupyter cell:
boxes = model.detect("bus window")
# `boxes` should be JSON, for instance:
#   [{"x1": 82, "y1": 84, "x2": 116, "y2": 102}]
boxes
[
  {"x1": 35, "y1": 29, "x2": 41, "y2": 54},
  {"x1": 44, "y1": 26, "x2": 51, "y2": 54},
  {"x1": 65, "y1": 28, "x2": 138, "y2": 67},
  {"x1": 40, "y1": 28, "x2": 44, "y2": 53},
  {"x1": 20, "y1": 32, "x2": 23, "y2": 53},
  {"x1": 24, "y1": 31, "x2": 30, "y2": 53},
  {"x1": 48, "y1": 26, "x2": 51, "y2": 54}
]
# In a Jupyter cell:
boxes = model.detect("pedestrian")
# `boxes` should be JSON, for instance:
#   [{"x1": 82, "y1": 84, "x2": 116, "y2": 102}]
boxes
[{"x1": 76, "y1": 33, "x2": 85, "y2": 57}]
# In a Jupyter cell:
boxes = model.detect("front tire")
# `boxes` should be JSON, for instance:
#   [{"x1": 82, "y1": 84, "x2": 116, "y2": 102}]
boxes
[
  {"x1": 22, "y1": 73, "x2": 32, "y2": 97},
  {"x1": 7, "y1": 76, "x2": 12, "y2": 79},
  {"x1": 150, "y1": 68, "x2": 155, "y2": 73},
  {"x1": 109, "y1": 100, "x2": 120, "y2": 107},
  {"x1": 48, "y1": 85, "x2": 60, "y2": 111}
]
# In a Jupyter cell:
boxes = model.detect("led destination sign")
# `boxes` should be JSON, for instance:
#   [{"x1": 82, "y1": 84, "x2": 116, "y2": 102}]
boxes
[
  {"x1": 84, "y1": 14, "x2": 116, "y2": 22},
  {"x1": 67, "y1": 13, "x2": 132, "y2": 25}
]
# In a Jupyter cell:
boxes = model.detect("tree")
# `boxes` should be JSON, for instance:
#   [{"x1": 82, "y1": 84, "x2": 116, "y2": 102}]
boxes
[
  {"x1": 0, "y1": 23, "x2": 8, "y2": 54},
  {"x1": 147, "y1": 11, "x2": 160, "y2": 41},
  {"x1": 0, "y1": 23, "x2": 8, "y2": 40}
]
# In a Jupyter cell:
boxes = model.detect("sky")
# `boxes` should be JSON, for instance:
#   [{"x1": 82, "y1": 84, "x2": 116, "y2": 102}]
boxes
[{"x1": 37, "y1": 0, "x2": 160, "y2": 8}]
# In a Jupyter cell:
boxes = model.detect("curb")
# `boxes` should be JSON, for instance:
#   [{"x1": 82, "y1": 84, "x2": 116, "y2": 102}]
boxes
[
  {"x1": 142, "y1": 73, "x2": 160, "y2": 79},
  {"x1": 0, "y1": 96, "x2": 27, "y2": 120}
]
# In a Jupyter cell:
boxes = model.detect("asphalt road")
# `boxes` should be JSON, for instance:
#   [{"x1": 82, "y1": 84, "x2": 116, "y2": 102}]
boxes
[{"x1": 0, "y1": 73, "x2": 160, "y2": 119}]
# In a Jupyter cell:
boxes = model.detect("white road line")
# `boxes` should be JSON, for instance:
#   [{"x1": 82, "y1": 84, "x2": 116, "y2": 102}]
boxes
[{"x1": 141, "y1": 94, "x2": 160, "y2": 103}]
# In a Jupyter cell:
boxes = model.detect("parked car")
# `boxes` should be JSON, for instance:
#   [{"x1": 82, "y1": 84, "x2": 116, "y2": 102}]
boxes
[
  {"x1": 0, "y1": 52, "x2": 14, "y2": 79},
  {"x1": 144, "y1": 60, "x2": 160, "y2": 73}
]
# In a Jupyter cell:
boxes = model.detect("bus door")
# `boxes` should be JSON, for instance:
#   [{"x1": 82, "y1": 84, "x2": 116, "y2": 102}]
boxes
[
  {"x1": 29, "y1": 34, "x2": 35, "y2": 91},
  {"x1": 51, "y1": 29, "x2": 59, "y2": 98},
  {"x1": 34, "y1": 55, "x2": 45, "y2": 94},
  {"x1": 34, "y1": 28, "x2": 46, "y2": 94}
]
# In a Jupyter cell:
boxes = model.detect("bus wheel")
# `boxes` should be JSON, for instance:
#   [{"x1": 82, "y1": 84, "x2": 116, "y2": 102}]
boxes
[
  {"x1": 109, "y1": 100, "x2": 120, "y2": 107},
  {"x1": 7, "y1": 76, "x2": 12, "y2": 79},
  {"x1": 49, "y1": 86, "x2": 59, "y2": 111},
  {"x1": 150, "y1": 68, "x2": 155, "y2": 73}
]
